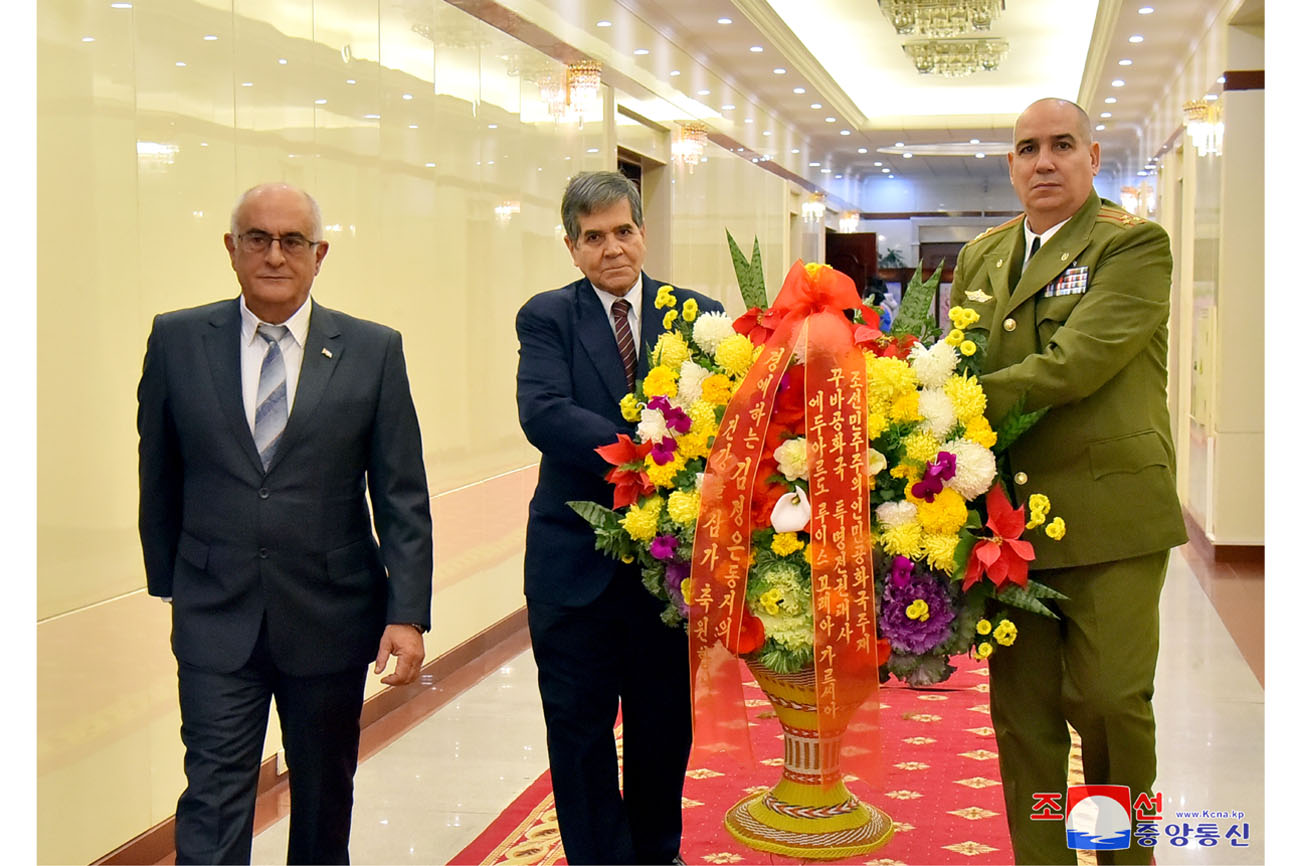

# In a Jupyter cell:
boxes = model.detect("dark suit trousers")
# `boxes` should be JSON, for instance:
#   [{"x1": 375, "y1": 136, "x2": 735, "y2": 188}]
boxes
[
  {"x1": 174, "y1": 619, "x2": 368, "y2": 865},
  {"x1": 527, "y1": 565, "x2": 693, "y2": 865}
]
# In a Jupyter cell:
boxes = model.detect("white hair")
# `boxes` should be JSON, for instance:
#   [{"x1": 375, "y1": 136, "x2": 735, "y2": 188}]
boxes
[{"x1": 229, "y1": 183, "x2": 323, "y2": 239}]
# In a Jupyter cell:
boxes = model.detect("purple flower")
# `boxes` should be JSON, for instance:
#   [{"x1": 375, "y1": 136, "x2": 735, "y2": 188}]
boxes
[
  {"x1": 879, "y1": 569, "x2": 957, "y2": 655},
  {"x1": 890, "y1": 555, "x2": 915, "y2": 588},
  {"x1": 650, "y1": 437, "x2": 678, "y2": 465},
  {"x1": 650, "y1": 534, "x2": 680, "y2": 561},
  {"x1": 910, "y1": 451, "x2": 958, "y2": 502},
  {"x1": 664, "y1": 561, "x2": 690, "y2": 617},
  {"x1": 646, "y1": 395, "x2": 691, "y2": 434}
]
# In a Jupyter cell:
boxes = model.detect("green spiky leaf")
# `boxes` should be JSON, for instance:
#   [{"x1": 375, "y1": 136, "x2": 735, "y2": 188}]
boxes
[
  {"x1": 992, "y1": 396, "x2": 1050, "y2": 455},
  {"x1": 891, "y1": 261, "x2": 944, "y2": 340},
  {"x1": 727, "y1": 229, "x2": 768, "y2": 309},
  {"x1": 993, "y1": 580, "x2": 1067, "y2": 620}
]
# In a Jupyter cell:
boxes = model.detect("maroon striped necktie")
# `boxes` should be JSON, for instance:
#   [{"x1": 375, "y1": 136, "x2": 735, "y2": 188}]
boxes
[{"x1": 611, "y1": 298, "x2": 638, "y2": 390}]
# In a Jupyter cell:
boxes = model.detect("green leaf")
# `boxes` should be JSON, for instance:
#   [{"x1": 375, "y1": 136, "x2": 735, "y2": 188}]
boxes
[
  {"x1": 994, "y1": 580, "x2": 1067, "y2": 620},
  {"x1": 992, "y1": 397, "x2": 1050, "y2": 455},
  {"x1": 891, "y1": 261, "x2": 944, "y2": 340},
  {"x1": 727, "y1": 229, "x2": 768, "y2": 310},
  {"x1": 568, "y1": 500, "x2": 622, "y2": 532}
]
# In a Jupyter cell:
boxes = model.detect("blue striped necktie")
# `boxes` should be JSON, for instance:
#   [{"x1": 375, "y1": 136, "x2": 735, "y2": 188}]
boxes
[{"x1": 254, "y1": 324, "x2": 289, "y2": 470}]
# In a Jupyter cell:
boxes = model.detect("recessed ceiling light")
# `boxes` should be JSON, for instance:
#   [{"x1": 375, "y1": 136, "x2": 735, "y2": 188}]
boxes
[
  {"x1": 634, "y1": 48, "x2": 649, "y2": 55},
  {"x1": 408, "y1": 124, "x2": 418, "y2": 129},
  {"x1": 1095, "y1": 124, "x2": 1106, "y2": 131},
  {"x1": 487, "y1": 123, "x2": 498, "y2": 129},
  {"x1": 792, "y1": 148, "x2": 800, "y2": 154},
  {"x1": 881, "y1": 168, "x2": 889, "y2": 173},
  {"x1": 744, "y1": 118, "x2": 753, "y2": 123},
  {"x1": 1137, "y1": 170, "x2": 1148, "y2": 176},
  {"x1": 1217, "y1": 75, "x2": 1226, "y2": 83},
  {"x1": 874, "y1": 162, "x2": 882, "y2": 166},
  {"x1": 364, "y1": 114, "x2": 380, "y2": 119},
  {"x1": 718, "y1": 17, "x2": 732, "y2": 24},
  {"x1": 975, "y1": 153, "x2": 986, "y2": 159},
  {"x1": 774, "y1": 68, "x2": 786, "y2": 74},
  {"x1": 1206, "y1": 93, "x2": 1219, "y2": 101},
  {"x1": 809, "y1": 161, "x2": 820, "y2": 167},
  {"x1": 858, "y1": 147, "x2": 868, "y2": 153},
  {"x1": 346, "y1": 79, "x2": 356, "y2": 84},
  {"x1": 763, "y1": 130, "x2": 772, "y2": 136},
  {"x1": 81, "y1": 36, "x2": 95, "y2": 42},
  {"x1": 203, "y1": 35, "x2": 218, "y2": 41},
  {"x1": 821, "y1": 168, "x2": 831, "y2": 174},
  {"x1": 895, "y1": 141, "x2": 904, "y2": 147},
  {"x1": 1105, "y1": 97, "x2": 1118, "y2": 104},
  {"x1": 1138, "y1": 6, "x2": 1154, "y2": 13},
  {"x1": 199, "y1": 142, "x2": 208, "y2": 147},
  {"x1": 697, "y1": 89, "x2": 710, "y2": 96},
  {"x1": 970, "y1": 138, "x2": 980, "y2": 144},
  {"x1": 750, "y1": 46, "x2": 764, "y2": 53},
  {"x1": 793, "y1": 87, "x2": 806, "y2": 94},
  {"x1": 1100, "y1": 112, "x2": 1112, "y2": 118},
  {"x1": 241, "y1": 81, "x2": 253, "y2": 87},
  {"x1": 1118, "y1": 59, "x2": 1133, "y2": 66},
  {"x1": 1128, "y1": 35, "x2": 1144, "y2": 43},
  {"x1": 425, "y1": 162, "x2": 437, "y2": 168},
  {"x1": 810, "y1": 103, "x2": 823, "y2": 109},
  {"x1": 176, "y1": 61, "x2": 187, "y2": 67},
  {"x1": 587, "y1": 147, "x2": 599, "y2": 153},
  {"x1": 314, "y1": 98, "x2": 327, "y2": 104},
  {"x1": 840, "y1": 130, "x2": 851, "y2": 135},
  {"x1": 903, "y1": 152, "x2": 913, "y2": 158},
  {"x1": 825, "y1": 116, "x2": 836, "y2": 123},
  {"x1": 721, "y1": 104, "x2": 735, "y2": 110},
  {"x1": 278, "y1": 58, "x2": 288, "y2": 64},
  {"x1": 110, "y1": 2, "x2": 132, "y2": 7},
  {"x1": 596, "y1": 20, "x2": 612, "y2": 27},
  {"x1": 1111, "y1": 79, "x2": 1125, "y2": 87},
  {"x1": 670, "y1": 70, "x2": 680, "y2": 76},
  {"x1": 403, "y1": 93, "x2": 413, "y2": 100}
]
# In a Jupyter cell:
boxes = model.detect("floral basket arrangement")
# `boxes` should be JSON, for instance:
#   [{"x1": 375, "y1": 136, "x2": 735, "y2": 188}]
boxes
[{"x1": 570, "y1": 235, "x2": 1067, "y2": 858}]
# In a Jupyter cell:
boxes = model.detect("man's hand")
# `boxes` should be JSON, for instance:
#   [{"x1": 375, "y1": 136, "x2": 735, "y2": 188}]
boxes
[{"x1": 373, "y1": 624, "x2": 425, "y2": 686}]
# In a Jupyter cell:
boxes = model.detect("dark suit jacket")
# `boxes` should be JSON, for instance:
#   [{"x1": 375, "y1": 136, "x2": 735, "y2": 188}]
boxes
[
  {"x1": 138, "y1": 298, "x2": 433, "y2": 677},
  {"x1": 950, "y1": 191, "x2": 1187, "y2": 570},
  {"x1": 516, "y1": 275, "x2": 725, "y2": 607}
]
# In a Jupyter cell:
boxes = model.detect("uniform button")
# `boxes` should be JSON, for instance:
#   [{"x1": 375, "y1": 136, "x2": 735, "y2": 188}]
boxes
[
  {"x1": 1003, "y1": 318, "x2": 1017, "y2": 332},
  {"x1": 258, "y1": 488, "x2": 270, "y2": 499},
  {"x1": 995, "y1": 258, "x2": 1004, "y2": 268},
  {"x1": 1014, "y1": 472, "x2": 1028, "y2": 485},
  {"x1": 259, "y1": 547, "x2": 269, "y2": 559}
]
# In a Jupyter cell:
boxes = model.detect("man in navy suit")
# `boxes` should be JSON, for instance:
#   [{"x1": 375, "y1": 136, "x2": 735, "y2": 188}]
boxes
[
  {"x1": 138, "y1": 183, "x2": 433, "y2": 864},
  {"x1": 516, "y1": 171, "x2": 724, "y2": 864}
]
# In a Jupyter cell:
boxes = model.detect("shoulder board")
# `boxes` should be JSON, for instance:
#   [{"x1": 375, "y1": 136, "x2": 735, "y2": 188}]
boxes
[
  {"x1": 971, "y1": 215, "x2": 1022, "y2": 243},
  {"x1": 1097, "y1": 204, "x2": 1146, "y2": 228}
]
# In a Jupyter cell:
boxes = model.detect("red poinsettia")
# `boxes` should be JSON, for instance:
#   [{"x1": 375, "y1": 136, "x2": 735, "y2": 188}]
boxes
[
  {"x1": 734, "y1": 305, "x2": 780, "y2": 346},
  {"x1": 732, "y1": 610, "x2": 767, "y2": 655},
  {"x1": 962, "y1": 483, "x2": 1036, "y2": 591},
  {"x1": 595, "y1": 434, "x2": 655, "y2": 509}
]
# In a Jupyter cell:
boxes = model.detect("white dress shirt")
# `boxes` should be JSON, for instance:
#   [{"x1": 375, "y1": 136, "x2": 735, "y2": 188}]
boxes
[
  {"x1": 239, "y1": 295, "x2": 311, "y2": 434},
  {"x1": 1022, "y1": 218, "x2": 1068, "y2": 270},
  {"x1": 590, "y1": 277, "x2": 644, "y2": 355}
]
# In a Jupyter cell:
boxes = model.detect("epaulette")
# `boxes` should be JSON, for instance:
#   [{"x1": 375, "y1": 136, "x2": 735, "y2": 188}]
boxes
[
  {"x1": 1097, "y1": 203, "x2": 1145, "y2": 228},
  {"x1": 970, "y1": 214, "x2": 1023, "y2": 244}
]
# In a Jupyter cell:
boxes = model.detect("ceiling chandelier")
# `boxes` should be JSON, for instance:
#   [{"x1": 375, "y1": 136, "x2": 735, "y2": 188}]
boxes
[
  {"x1": 1182, "y1": 98, "x2": 1223, "y2": 157},
  {"x1": 539, "y1": 60, "x2": 603, "y2": 124},
  {"x1": 672, "y1": 122, "x2": 709, "y2": 171},
  {"x1": 802, "y1": 193, "x2": 827, "y2": 224},
  {"x1": 879, "y1": 0, "x2": 1004, "y2": 38},
  {"x1": 903, "y1": 37, "x2": 1008, "y2": 76}
]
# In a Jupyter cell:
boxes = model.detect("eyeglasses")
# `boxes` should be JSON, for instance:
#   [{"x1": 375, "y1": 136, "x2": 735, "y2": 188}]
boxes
[{"x1": 236, "y1": 231, "x2": 320, "y2": 256}]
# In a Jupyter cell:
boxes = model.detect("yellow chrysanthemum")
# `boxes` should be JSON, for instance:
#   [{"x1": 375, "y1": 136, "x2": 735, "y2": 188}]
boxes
[
  {"x1": 621, "y1": 497, "x2": 663, "y2": 542},
  {"x1": 759, "y1": 588, "x2": 785, "y2": 616},
  {"x1": 945, "y1": 328, "x2": 965, "y2": 346},
  {"x1": 619, "y1": 393, "x2": 642, "y2": 422},
  {"x1": 715, "y1": 333, "x2": 756, "y2": 377},
  {"x1": 866, "y1": 355, "x2": 918, "y2": 415},
  {"x1": 994, "y1": 619, "x2": 1018, "y2": 647},
  {"x1": 643, "y1": 366, "x2": 679, "y2": 398},
  {"x1": 681, "y1": 577, "x2": 694, "y2": 604},
  {"x1": 963, "y1": 415, "x2": 998, "y2": 449},
  {"x1": 667, "y1": 489, "x2": 700, "y2": 527},
  {"x1": 868, "y1": 411, "x2": 890, "y2": 439},
  {"x1": 652, "y1": 331, "x2": 691, "y2": 370},
  {"x1": 959, "y1": 340, "x2": 977, "y2": 357},
  {"x1": 911, "y1": 487, "x2": 969, "y2": 536},
  {"x1": 682, "y1": 298, "x2": 699, "y2": 322},
  {"x1": 880, "y1": 522, "x2": 923, "y2": 558},
  {"x1": 906, "y1": 599, "x2": 931, "y2": 622},
  {"x1": 922, "y1": 532, "x2": 959, "y2": 573},
  {"x1": 890, "y1": 390, "x2": 923, "y2": 424},
  {"x1": 676, "y1": 431, "x2": 711, "y2": 460},
  {"x1": 644, "y1": 453, "x2": 686, "y2": 488},
  {"x1": 1026, "y1": 513, "x2": 1045, "y2": 530},
  {"x1": 903, "y1": 430, "x2": 942, "y2": 464},
  {"x1": 890, "y1": 464, "x2": 918, "y2": 481},
  {"x1": 701, "y1": 374, "x2": 733, "y2": 405},
  {"x1": 1045, "y1": 517, "x2": 1067, "y2": 540},
  {"x1": 976, "y1": 618, "x2": 992, "y2": 635},
  {"x1": 687, "y1": 400, "x2": 720, "y2": 439},
  {"x1": 771, "y1": 532, "x2": 806, "y2": 557},
  {"x1": 949, "y1": 305, "x2": 981, "y2": 330},
  {"x1": 944, "y1": 374, "x2": 988, "y2": 424},
  {"x1": 1029, "y1": 493, "x2": 1051, "y2": 515},
  {"x1": 975, "y1": 641, "x2": 994, "y2": 659},
  {"x1": 655, "y1": 284, "x2": 677, "y2": 309}
]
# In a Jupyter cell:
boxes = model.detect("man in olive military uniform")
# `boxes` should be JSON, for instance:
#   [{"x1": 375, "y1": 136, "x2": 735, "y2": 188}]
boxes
[{"x1": 950, "y1": 98, "x2": 1187, "y2": 864}]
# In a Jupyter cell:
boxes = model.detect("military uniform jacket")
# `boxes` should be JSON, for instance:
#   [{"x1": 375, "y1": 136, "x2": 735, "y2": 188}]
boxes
[{"x1": 950, "y1": 190, "x2": 1187, "y2": 570}]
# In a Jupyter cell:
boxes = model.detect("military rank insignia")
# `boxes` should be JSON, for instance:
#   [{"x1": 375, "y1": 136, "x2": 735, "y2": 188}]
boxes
[{"x1": 1043, "y1": 265, "x2": 1089, "y2": 297}]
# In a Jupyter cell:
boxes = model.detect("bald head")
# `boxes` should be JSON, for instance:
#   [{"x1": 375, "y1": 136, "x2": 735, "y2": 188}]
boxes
[
  {"x1": 1007, "y1": 98, "x2": 1101, "y2": 232},
  {"x1": 230, "y1": 183, "x2": 323, "y2": 241}
]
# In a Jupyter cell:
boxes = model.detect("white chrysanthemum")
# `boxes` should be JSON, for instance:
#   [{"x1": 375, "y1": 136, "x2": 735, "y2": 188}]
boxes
[
  {"x1": 918, "y1": 388, "x2": 958, "y2": 440},
  {"x1": 676, "y1": 360, "x2": 709, "y2": 408},
  {"x1": 636, "y1": 409, "x2": 668, "y2": 443},
  {"x1": 867, "y1": 447, "x2": 887, "y2": 476},
  {"x1": 773, "y1": 437, "x2": 809, "y2": 482},
  {"x1": 942, "y1": 438, "x2": 997, "y2": 500},
  {"x1": 909, "y1": 341, "x2": 959, "y2": 389},
  {"x1": 692, "y1": 312, "x2": 736, "y2": 354},
  {"x1": 876, "y1": 500, "x2": 918, "y2": 529}
]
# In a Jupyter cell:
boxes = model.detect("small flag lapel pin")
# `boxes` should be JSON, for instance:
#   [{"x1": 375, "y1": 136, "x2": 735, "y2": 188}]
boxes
[{"x1": 321, "y1": 347, "x2": 333, "y2": 359}]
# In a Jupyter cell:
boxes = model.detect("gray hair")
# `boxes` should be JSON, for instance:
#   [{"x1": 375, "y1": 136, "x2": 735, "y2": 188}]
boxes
[
  {"x1": 560, "y1": 171, "x2": 643, "y2": 241},
  {"x1": 229, "y1": 183, "x2": 324, "y2": 240}
]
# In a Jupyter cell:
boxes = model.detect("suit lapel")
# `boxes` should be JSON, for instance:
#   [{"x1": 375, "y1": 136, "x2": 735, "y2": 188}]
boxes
[
  {"x1": 269, "y1": 303, "x2": 345, "y2": 472},
  {"x1": 984, "y1": 222, "x2": 1022, "y2": 309},
  {"x1": 203, "y1": 300, "x2": 265, "y2": 474},
  {"x1": 637, "y1": 274, "x2": 665, "y2": 379},
  {"x1": 1008, "y1": 191, "x2": 1101, "y2": 311},
  {"x1": 574, "y1": 279, "x2": 631, "y2": 403}
]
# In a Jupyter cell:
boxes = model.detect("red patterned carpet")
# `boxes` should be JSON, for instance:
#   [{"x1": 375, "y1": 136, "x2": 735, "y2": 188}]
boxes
[{"x1": 454, "y1": 657, "x2": 1020, "y2": 865}]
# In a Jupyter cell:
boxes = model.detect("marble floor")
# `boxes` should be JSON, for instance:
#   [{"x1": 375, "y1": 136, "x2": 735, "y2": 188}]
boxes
[{"x1": 250, "y1": 545, "x2": 1265, "y2": 865}]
